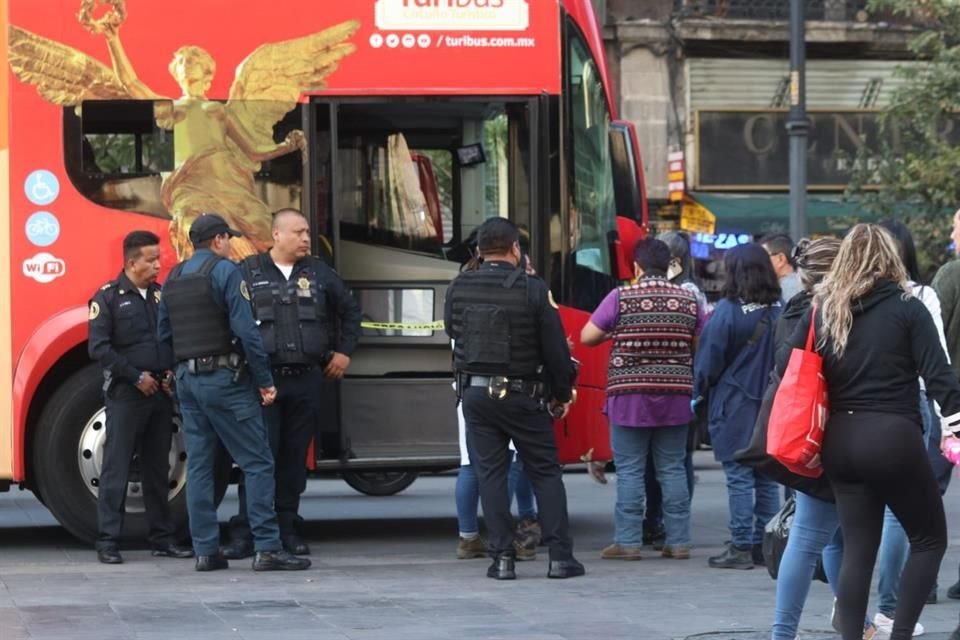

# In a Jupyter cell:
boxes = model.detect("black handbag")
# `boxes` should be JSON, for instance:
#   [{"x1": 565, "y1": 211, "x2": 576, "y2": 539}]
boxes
[
  {"x1": 762, "y1": 495, "x2": 828, "y2": 583},
  {"x1": 762, "y1": 494, "x2": 795, "y2": 580}
]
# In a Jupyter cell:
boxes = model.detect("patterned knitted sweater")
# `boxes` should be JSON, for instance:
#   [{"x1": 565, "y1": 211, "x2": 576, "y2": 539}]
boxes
[{"x1": 607, "y1": 277, "x2": 699, "y2": 396}]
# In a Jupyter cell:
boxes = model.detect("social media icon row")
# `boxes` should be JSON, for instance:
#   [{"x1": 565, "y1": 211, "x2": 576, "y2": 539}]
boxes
[{"x1": 370, "y1": 33, "x2": 431, "y2": 49}]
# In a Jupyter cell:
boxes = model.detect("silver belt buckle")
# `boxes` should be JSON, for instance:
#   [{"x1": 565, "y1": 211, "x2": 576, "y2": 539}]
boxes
[{"x1": 487, "y1": 376, "x2": 509, "y2": 400}]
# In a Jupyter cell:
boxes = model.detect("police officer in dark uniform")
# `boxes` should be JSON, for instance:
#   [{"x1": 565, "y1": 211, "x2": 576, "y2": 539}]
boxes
[
  {"x1": 88, "y1": 231, "x2": 195, "y2": 564},
  {"x1": 445, "y1": 217, "x2": 584, "y2": 580},
  {"x1": 157, "y1": 213, "x2": 310, "y2": 572},
  {"x1": 221, "y1": 208, "x2": 361, "y2": 558}
]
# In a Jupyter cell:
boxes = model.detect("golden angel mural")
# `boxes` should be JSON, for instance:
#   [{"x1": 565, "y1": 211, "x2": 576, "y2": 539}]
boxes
[{"x1": 9, "y1": 0, "x2": 359, "y2": 260}]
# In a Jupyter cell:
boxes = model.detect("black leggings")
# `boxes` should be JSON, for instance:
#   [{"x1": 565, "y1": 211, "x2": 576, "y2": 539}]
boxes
[{"x1": 822, "y1": 411, "x2": 947, "y2": 640}]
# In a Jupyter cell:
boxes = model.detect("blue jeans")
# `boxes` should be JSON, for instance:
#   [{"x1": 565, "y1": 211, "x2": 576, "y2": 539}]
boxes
[
  {"x1": 176, "y1": 368, "x2": 280, "y2": 556},
  {"x1": 772, "y1": 492, "x2": 846, "y2": 640},
  {"x1": 456, "y1": 454, "x2": 536, "y2": 536},
  {"x1": 875, "y1": 390, "x2": 935, "y2": 616},
  {"x1": 611, "y1": 424, "x2": 691, "y2": 547},
  {"x1": 721, "y1": 460, "x2": 780, "y2": 547},
  {"x1": 456, "y1": 463, "x2": 480, "y2": 536},
  {"x1": 510, "y1": 457, "x2": 537, "y2": 520}
]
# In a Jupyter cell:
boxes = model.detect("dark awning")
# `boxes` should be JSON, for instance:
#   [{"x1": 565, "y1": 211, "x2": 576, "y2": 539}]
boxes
[{"x1": 689, "y1": 192, "x2": 880, "y2": 236}]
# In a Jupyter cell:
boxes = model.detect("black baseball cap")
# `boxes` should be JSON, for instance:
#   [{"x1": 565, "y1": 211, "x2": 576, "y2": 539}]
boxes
[{"x1": 189, "y1": 213, "x2": 242, "y2": 244}]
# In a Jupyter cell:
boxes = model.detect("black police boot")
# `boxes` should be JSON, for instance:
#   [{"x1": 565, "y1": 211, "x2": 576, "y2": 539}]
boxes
[
  {"x1": 282, "y1": 534, "x2": 311, "y2": 556},
  {"x1": 949, "y1": 581, "x2": 960, "y2": 600},
  {"x1": 547, "y1": 556, "x2": 585, "y2": 579},
  {"x1": 221, "y1": 538, "x2": 255, "y2": 560},
  {"x1": 708, "y1": 543, "x2": 754, "y2": 570},
  {"x1": 195, "y1": 554, "x2": 229, "y2": 572},
  {"x1": 97, "y1": 548, "x2": 123, "y2": 565},
  {"x1": 486, "y1": 554, "x2": 516, "y2": 580},
  {"x1": 752, "y1": 543, "x2": 766, "y2": 567},
  {"x1": 252, "y1": 549, "x2": 312, "y2": 571},
  {"x1": 151, "y1": 543, "x2": 195, "y2": 559}
]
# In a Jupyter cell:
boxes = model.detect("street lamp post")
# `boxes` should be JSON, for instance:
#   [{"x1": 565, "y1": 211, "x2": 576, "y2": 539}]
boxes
[{"x1": 787, "y1": 0, "x2": 809, "y2": 241}]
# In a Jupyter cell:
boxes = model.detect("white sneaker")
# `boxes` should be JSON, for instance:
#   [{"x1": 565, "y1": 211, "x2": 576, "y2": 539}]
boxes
[
  {"x1": 831, "y1": 598, "x2": 840, "y2": 632},
  {"x1": 873, "y1": 612, "x2": 924, "y2": 638}
]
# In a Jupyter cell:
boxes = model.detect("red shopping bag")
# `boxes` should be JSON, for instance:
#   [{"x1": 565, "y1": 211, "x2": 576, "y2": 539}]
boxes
[{"x1": 767, "y1": 308, "x2": 828, "y2": 478}]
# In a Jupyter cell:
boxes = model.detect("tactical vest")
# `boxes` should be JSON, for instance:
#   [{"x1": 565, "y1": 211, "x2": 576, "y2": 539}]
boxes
[
  {"x1": 163, "y1": 256, "x2": 234, "y2": 361},
  {"x1": 607, "y1": 278, "x2": 698, "y2": 396},
  {"x1": 448, "y1": 264, "x2": 540, "y2": 377},
  {"x1": 241, "y1": 254, "x2": 330, "y2": 365}
]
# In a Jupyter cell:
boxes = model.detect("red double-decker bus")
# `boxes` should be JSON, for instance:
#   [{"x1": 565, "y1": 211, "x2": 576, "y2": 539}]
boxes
[{"x1": 0, "y1": 0, "x2": 647, "y2": 542}]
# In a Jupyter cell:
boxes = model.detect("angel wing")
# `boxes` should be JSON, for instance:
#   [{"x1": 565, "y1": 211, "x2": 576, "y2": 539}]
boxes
[
  {"x1": 8, "y1": 25, "x2": 131, "y2": 106},
  {"x1": 225, "y1": 20, "x2": 361, "y2": 169}
]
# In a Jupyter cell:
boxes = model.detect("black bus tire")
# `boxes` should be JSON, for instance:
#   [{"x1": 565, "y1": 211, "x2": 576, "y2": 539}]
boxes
[
  {"x1": 31, "y1": 363, "x2": 229, "y2": 545},
  {"x1": 341, "y1": 470, "x2": 418, "y2": 496}
]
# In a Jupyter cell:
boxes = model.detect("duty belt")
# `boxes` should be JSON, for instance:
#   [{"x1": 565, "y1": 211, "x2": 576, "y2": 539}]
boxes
[
  {"x1": 184, "y1": 354, "x2": 240, "y2": 374},
  {"x1": 468, "y1": 375, "x2": 544, "y2": 400}
]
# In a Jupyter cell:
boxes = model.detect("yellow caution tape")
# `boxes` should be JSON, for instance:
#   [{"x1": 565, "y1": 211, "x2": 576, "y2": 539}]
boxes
[{"x1": 360, "y1": 320, "x2": 445, "y2": 331}]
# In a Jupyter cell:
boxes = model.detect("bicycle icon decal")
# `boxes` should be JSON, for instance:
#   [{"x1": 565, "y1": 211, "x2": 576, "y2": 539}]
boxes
[
  {"x1": 24, "y1": 170, "x2": 60, "y2": 206},
  {"x1": 25, "y1": 211, "x2": 60, "y2": 247}
]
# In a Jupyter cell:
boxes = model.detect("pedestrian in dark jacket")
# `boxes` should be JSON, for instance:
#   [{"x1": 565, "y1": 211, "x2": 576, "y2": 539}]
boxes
[
  {"x1": 779, "y1": 224, "x2": 960, "y2": 640},
  {"x1": 693, "y1": 243, "x2": 782, "y2": 570}
]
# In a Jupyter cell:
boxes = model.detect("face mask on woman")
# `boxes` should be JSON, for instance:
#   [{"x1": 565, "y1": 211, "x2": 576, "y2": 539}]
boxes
[{"x1": 667, "y1": 258, "x2": 682, "y2": 281}]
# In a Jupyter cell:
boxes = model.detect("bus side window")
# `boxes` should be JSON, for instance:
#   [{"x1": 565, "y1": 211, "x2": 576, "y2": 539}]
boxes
[
  {"x1": 63, "y1": 100, "x2": 173, "y2": 218},
  {"x1": 63, "y1": 99, "x2": 303, "y2": 222},
  {"x1": 565, "y1": 26, "x2": 618, "y2": 312}
]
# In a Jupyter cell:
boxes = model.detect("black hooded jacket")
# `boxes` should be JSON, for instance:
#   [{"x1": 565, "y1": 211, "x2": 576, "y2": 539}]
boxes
[{"x1": 778, "y1": 281, "x2": 960, "y2": 423}]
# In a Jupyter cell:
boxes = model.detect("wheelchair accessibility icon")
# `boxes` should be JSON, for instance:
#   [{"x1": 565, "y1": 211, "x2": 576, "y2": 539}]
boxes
[{"x1": 25, "y1": 170, "x2": 60, "y2": 206}]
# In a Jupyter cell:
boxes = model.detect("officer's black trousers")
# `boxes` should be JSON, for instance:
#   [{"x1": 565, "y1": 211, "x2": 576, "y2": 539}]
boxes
[
  {"x1": 97, "y1": 383, "x2": 177, "y2": 551},
  {"x1": 462, "y1": 387, "x2": 573, "y2": 560},
  {"x1": 232, "y1": 368, "x2": 321, "y2": 540}
]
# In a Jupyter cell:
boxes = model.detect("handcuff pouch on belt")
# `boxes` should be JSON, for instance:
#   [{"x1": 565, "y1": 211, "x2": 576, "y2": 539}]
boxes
[{"x1": 187, "y1": 352, "x2": 242, "y2": 375}]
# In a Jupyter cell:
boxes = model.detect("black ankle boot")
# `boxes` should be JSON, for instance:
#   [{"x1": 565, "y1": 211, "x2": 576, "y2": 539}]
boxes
[{"x1": 487, "y1": 554, "x2": 516, "y2": 580}]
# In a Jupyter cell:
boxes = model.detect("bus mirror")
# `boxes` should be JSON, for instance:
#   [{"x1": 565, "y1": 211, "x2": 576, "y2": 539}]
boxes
[{"x1": 455, "y1": 143, "x2": 485, "y2": 167}]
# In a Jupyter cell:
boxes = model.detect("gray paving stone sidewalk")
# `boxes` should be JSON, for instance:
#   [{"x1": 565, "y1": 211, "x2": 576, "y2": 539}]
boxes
[{"x1": 1, "y1": 452, "x2": 959, "y2": 639}]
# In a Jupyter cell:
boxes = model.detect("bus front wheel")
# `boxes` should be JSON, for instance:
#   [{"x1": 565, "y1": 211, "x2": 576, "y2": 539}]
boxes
[
  {"x1": 31, "y1": 364, "x2": 228, "y2": 544},
  {"x1": 341, "y1": 470, "x2": 418, "y2": 496}
]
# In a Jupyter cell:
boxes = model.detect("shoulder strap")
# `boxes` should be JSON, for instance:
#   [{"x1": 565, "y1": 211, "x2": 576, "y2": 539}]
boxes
[
  {"x1": 239, "y1": 254, "x2": 259, "y2": 279},
  {"x1": 167, "y1": 262, "x2": 186, "y2": 281},
  {"x1": 257, "y1": 252, "x2": 272, "y2": 278},
  {"x1": 746, "y1": 308, "x2": 771, "y2": 347},
  {"x1": 198, "y1": 255, "x2": 223, "y2": 277},
  {"x1": 805, "y1": 305, "x2": 818, "y2": 352},
  {"x1": 503, "y1": 267, "x2": 525, "y2": 289},
  {"x1": 305, "y1": 255, "x2": 323, "y2": 278}
]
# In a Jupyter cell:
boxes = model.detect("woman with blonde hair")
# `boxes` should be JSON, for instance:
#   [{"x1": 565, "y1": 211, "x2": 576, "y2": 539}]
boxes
[
  {"x1": 765, "y1": 237, "x2": 878, "y2": 640},
  {"x1": 778, "y1": 224, "x2": 960, "y2": 640}
]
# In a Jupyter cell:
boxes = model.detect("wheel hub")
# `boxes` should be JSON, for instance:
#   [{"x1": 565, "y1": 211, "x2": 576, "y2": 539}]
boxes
[{"x1": 76, "y1": 407, "x2": 188, "y2": 512}]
